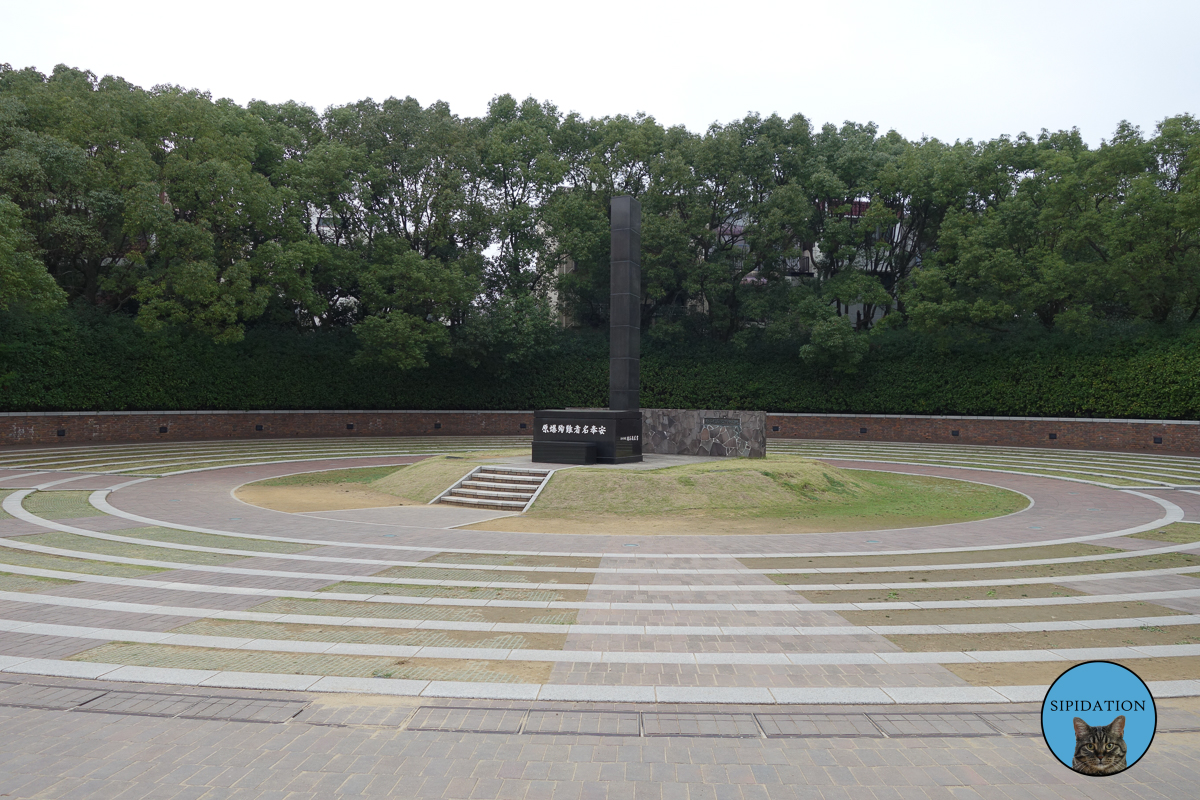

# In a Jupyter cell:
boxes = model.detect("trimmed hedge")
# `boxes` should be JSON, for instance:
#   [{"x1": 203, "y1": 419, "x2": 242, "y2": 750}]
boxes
[{"x1": 3, "y1": 312, "x2": 1199, "y2": 419}]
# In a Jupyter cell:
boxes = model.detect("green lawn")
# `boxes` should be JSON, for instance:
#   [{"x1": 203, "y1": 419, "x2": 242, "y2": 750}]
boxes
[{"x1": 497, "y1": 455, "x2": 1030, "y2": 534}]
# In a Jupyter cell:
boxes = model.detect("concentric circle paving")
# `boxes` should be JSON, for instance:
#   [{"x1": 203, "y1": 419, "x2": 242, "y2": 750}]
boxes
[{"x1": 1, "y1": 438, "x2": 1200, "y2": 706}]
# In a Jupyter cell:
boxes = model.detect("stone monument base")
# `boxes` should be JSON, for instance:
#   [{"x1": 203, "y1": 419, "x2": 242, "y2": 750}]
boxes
[{"x1": 533, "y1": 409, "x2": 643, "y2": 464}]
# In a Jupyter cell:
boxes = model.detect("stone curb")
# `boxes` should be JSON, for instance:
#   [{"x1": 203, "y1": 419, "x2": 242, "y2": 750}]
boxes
[{"x1": 0, "y1": 656, "x2": 1198, "y2": 704}]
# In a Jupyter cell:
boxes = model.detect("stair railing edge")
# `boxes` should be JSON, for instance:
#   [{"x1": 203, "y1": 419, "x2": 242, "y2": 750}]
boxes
[{"x1": 429, "y1": 466, "x2": 482, "y2": 505}]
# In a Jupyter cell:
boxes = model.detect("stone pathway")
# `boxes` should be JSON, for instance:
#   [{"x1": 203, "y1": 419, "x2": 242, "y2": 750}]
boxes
[
  {"x1": 1, "y1": 674, "x2": 1198, "y2": 798},
  {"x1": 2, "y1": 440, "x2": 1200, "y2": 795}
]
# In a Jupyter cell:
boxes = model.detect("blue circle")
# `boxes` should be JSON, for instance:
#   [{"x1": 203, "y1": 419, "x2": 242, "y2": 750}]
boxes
[{"x1": 1041, "y1": 661, "x2": 1156, "y2": 774}]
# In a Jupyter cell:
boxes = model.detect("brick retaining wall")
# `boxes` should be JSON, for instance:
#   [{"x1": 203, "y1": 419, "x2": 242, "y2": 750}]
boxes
[
  {"x1": 0, "y1": 410, "x2": 534, "y2": 446},
  {"x1": 768, "y1": 413, "x2": 1200, "y2": 454},
  {"x1": 2, "y1": 409, "x2": 1198, "y2": 453}
]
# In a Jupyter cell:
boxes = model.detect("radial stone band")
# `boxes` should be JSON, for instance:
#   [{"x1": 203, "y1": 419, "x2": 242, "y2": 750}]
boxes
[{"x1": 533, "y1": 195, "x2": 643, "y2": 465}]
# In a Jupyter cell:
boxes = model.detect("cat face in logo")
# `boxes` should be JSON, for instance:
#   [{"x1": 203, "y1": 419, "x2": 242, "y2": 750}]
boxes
[{"x1": 1072, "y1": 715, "x2": 1127, "y2": 776}]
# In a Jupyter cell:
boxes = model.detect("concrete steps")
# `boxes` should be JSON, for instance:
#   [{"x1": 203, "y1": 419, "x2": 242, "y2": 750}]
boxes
[{"x1": 438, "y1": 466, "x2": 551, "y2": 511}]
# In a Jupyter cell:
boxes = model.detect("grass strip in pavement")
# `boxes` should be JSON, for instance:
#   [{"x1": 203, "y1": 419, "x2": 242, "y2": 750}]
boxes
[
  {"x1": 246, "y1": 597, "x2": 577, "y2": 625},
  {"x1": 15, "y1": 532, "x2": 246, "y2": 567},
  {"x1": 844, "y1": 600, "x2": 1186, "y2": 627},
  {"x1": 368, "y1": 565, "x2": 594, "y2": 585},
  {"x1": 886, "y1": 623, "x2": 1200, "y2": 655},
  {"x1": 113, "y1": 527, "x2": 317, "y2": 554},
  {"x1": 800, "y1": 585, "x2": 1086, "y2": 603},
  {"x1": 423, "y1": 553, "x2": 603, "y2": 569},
  {"x1": 784, "y1": 446, "x2": 1200, "y2": 473},
  {"x1": 0, "y1": 571, "x2": 77, "y2": 591},
  {"x1": 67, "y1": 642, "x2": 552, "y2": 683},
  {"x1": 253, "y1": 465, "x2": 407, "y2": 487},
  {"x1": 23, "y1": 492, "x2": 105, "y2": 520},
  {"x1": 166, "y1": 619, "x2": 568, "y2": 650},
  {"x1": 947, "y1": 656, "x2": 1200, "y2": 687},
  {"x1": 769, "y1": 551, "x2": 1200, "y2": 585},
  {"x1": 318, "y1": 582, "x2": 582, "y2": 602},
  {"x1": 1131, "y1": 523, "x2": 1200, "y2": 544},
  {"x1": 0, "y1": 548, "x2": 167, "y2": 577},
  {"x1": 742, "y1": 543, "x2": 1123, "y2": 571},
  {"x1": 0, "y1": 491, "x2": 12, "y2": 520},
  {"x1": 130, "y1": 456, "x2": 421, "y2": 476},
  {"x1": 864, "y1": 463, "x2": 1161, "y2": 487}
]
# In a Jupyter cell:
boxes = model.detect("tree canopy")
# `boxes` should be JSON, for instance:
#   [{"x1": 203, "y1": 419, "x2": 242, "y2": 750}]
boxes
[{"x1": 2, "y1": 63, "x2": 1198, "y2": 375}]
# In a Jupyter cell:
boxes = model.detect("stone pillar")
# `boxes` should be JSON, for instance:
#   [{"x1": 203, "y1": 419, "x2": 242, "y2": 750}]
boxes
[{"x1": 610, "y1": 195, "x2": 641, "y2": 411}]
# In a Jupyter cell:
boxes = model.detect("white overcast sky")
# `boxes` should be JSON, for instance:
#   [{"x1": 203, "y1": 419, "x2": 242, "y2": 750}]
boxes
[{"x1": 2, "y1": 0, "x2": 1197, "y2": 145}]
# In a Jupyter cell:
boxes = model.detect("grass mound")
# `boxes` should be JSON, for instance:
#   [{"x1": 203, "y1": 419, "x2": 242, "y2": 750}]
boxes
[
  {"x1": 471, "y1": 455, "x2": 1029, "y2": 535},
  {"x1": 529, "y1": 457, "x2": 877, "y2": 517}
]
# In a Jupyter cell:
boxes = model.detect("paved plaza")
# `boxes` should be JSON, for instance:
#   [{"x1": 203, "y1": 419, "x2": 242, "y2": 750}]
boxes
[{"x1": 1, "y1": 438, "x2": 1200, "y2": 797}]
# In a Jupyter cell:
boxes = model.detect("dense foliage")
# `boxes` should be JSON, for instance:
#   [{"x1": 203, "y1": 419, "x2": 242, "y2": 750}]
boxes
[
  {"x1": 2, "y1": 64, "x2": 1198, "y2": 415},
  {"x1": 4, "y1": 310, "x2": 1198, "y2": 418}
]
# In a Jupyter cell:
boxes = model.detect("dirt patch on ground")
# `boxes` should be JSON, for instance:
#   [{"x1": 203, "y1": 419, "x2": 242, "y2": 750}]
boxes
[
  {"x1": 235, "y1": 483, "x2": 412, "y2": 513},
  {"x1": 743, "y1": 543, "x2": 1121, "y2": 571},
  {"x1": 948, "y1": 657, "x2": 1200, "y2": 686},
  {"x1": 845, "y1": 600, "x2": 1184, "y2": 627},
  {"x1": 799, "y1": 585, "x2": 1085, "y2": 603},
  {"x1": 888, "y1": 622, "x2": 1200, "y2": 653},
  {"x1": 770, "y1": 551, "x2": 1200, "y2": 585}
]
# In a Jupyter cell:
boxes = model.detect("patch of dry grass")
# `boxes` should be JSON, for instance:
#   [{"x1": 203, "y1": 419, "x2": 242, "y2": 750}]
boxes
[
  {"x1": 236, "y1": 449, "x2": 529, "y2": 511},
  {"x1": 368, "y1": 450, "x2": 528, "y2": 504},
  {"x1": 1129, "y1": 523, "x2": 1200, "y2": 544}
]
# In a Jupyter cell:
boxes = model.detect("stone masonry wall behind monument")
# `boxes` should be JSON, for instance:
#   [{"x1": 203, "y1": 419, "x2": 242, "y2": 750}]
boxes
[{"x1": 641, "y1": 409, "x2": 766, "y2": 458}]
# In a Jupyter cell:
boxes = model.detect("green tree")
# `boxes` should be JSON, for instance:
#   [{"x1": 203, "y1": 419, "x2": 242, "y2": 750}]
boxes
[{"x1": 0, "y1": 195, "x2": 64, "y2": 311}]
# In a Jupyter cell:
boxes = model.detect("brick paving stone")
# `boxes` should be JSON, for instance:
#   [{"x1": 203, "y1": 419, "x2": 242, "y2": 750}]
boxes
[
  {"x1": 978, "y1": 714, "x2": 1041, "y2": 737},
  {"x1": 756, "y1": 714, "x2": 883, "y2": 738},
  {"x1": 0, "y1": 680, "x2": 107, "y2": 709},
  {"x1": 867, "y1": 715, "x2": 1001, "y2": 737},
  {"x1": 643, "y1": 714, "x2": 761, "y2": 738},
  {"x1": 408, "y1": 706, "x2": 528, "y2": 734},
  {"x1": 525, "y1": 710, "x2": 641, "y2": 737}
]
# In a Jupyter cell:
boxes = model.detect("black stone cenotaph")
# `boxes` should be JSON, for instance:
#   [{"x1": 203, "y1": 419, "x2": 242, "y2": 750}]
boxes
[{"x1": 532, "y1": 196, "x2": 643, "y2": 464}]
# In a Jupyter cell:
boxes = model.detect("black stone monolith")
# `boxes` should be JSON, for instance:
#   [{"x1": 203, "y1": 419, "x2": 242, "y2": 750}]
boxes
[
  {"x1": 530, "y1": 196, "x2": 643, "y2": 464},
  {"x1": 609, "y1": 196, "x2": 641, "y2": 412}
]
